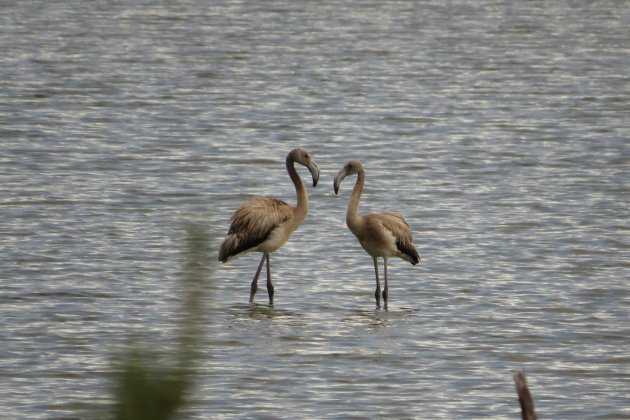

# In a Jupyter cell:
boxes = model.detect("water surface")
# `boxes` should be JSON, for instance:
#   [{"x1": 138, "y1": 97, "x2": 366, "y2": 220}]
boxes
[{"x1": 1, "y1": 1, "x2": 629, "y2": 418}]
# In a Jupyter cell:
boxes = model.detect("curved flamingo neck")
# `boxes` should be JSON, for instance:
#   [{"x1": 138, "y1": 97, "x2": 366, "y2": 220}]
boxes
[
  {"x1": 346, "y1": 168, "x2": 364, "y2": 233},
  {"x1": 287, "y1": 153, "x2": 308, "y2": 225}
]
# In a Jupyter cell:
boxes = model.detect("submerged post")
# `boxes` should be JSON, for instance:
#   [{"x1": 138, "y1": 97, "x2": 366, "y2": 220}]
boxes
[{"x1": 514, "y1": 371, "x2": 537, "y2": 420}]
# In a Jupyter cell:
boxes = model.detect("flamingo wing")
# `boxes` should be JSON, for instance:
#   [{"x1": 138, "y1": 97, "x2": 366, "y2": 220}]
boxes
[{"x1": 219, "y1": 197, "x2": 292, "y2": 262}]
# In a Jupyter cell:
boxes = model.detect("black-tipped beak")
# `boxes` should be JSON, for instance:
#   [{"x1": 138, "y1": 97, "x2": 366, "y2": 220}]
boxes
[
  {"x1": 308, "y1": 161, "x2": 320, "y2": 188},
  {"x1": 333, "y1": 169, "x2": 346, "y2": 195}
]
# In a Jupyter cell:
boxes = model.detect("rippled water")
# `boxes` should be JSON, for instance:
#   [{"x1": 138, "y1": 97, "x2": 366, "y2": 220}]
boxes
[{"x1": 1, "y1": 1, "x2": 629, "y2": 418}]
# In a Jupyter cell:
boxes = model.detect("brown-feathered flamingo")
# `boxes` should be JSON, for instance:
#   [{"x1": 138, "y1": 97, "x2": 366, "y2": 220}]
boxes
[
  {"x1": 334, "y1": 160, "x2": 420, "y2": 308},
  {"x1": 218, "y1": 148, "x2": 320, "y2": 305}
]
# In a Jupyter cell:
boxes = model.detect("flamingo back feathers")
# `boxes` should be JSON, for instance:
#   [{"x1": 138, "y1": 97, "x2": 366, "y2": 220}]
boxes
[
  {"x1": 359, "y1": 212, "x2": 420, "y2": 264},
  {"x1": 218, "y1": 197, "x2": 292, "y2": 262}
]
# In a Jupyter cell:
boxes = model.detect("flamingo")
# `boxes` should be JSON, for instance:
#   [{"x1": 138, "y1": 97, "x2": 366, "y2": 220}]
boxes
[
  {"x1": 218, "y1": 147, "x2": 320, "y2": 305},
  {"x1": 334, "y1": 160, "x2": 420, "y2": 308}
]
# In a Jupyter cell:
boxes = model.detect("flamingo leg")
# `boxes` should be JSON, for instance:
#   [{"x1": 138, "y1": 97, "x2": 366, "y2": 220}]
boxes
[
  {"x1": 373, "y1": 257, "x2": 381, "y2": 307},
  {"x1": 265, "y1": 253, "x2": 274, "y2": 305},
  {"x1": 250, "y1": 253, "x2": 266, "y2": 303},
  {"x1": 383, "y1": 257, "x2": 389, "y2": 310}
]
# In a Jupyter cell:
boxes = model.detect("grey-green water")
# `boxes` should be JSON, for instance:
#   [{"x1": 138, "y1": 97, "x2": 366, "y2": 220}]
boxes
[{"x1": 1, "y1": 1, "x2": 629, "y2": 418}]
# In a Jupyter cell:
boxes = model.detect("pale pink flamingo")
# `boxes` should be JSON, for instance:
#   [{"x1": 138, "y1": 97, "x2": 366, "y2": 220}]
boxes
[
  {"x1": 219, "y1": 148, "x2": 319, "y2": 305},
  {"x1": 334, "y1": 160, "x2": 420, "y2": 308}
]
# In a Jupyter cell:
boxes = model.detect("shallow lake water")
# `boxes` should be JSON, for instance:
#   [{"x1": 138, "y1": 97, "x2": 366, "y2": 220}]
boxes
[{"x1": 1, "y1": 1, "x2": 629, "y2": 418}]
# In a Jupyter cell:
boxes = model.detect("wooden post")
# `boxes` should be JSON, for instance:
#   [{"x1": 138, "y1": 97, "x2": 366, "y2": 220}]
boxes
[{"x1": 514, "y1": 371, "x2": 537, "y2": 420}]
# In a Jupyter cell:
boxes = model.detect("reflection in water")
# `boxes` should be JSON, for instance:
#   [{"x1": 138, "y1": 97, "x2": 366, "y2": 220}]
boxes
[
  {"x1": 229, "y1": 303, "x2": 301, "y2": 321},
  {"x1": 341, "y1": 307, "x2": 419, "y2": 332},
  {"x1": 343, "y1": 308, "x2": 390, "y2": 331}
]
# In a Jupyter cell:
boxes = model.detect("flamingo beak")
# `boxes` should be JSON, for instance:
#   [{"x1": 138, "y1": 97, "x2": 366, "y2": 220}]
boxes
[
  {"x1": 333, "y1": 168, "x2": 347, "y2": 195},
  {"x1": 308, "y1": 160, "x2": 320, "y2": 188}
]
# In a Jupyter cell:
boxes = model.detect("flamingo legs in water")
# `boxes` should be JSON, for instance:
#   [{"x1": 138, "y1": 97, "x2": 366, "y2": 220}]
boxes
[
  {"x1": 249, "y1": 253, "x2": 274, "y2": 305},
  {"x1": 372, "y1": 257, "x2": 389, "y2": 309},
  {"x1": 372, "y1": 258, "x2": 381, "y2": 307},
  {"x1": 383, "y1": 258, "x2": 389, "y2": 310},
  {"x1": 266, "y1": 253, "x2": 274, "y2": 304}
]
